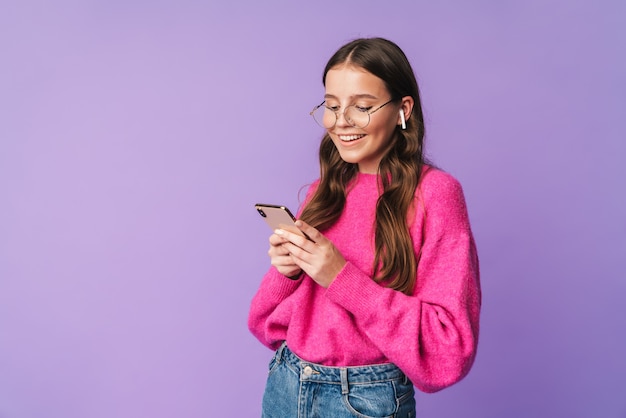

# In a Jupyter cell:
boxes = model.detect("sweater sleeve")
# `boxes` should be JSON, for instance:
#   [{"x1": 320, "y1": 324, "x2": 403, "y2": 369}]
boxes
[
  {"x1": 325, "y1": 170, "x2": 481, "y2": 393},
  {"x1": 247, "y1": 180, "x2": 320, "y2": 350},
  {"x1": 248, "y1": 266, "x2": 304, "y2": 350}
]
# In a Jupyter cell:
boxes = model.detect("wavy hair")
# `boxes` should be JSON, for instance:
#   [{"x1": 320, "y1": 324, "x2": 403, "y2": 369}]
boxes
[{"x1": 299, "y1": 38, "x2": 427, "y2": 295}]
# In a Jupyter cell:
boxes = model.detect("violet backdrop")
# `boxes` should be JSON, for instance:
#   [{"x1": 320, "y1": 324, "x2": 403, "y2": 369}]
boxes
[{"x1": 1, "y1": 1, "x2": 625, "y2": 417}]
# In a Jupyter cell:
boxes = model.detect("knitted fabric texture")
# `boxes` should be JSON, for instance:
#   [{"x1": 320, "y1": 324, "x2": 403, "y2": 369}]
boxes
[{"x1": 248, "y1": 168, "x2": 481, "y2": 393}]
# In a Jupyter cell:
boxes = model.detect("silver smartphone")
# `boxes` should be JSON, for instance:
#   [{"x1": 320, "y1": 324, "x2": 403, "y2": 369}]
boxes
[{"x1": 255, "y1": 203, "x2": 310, "y2": 239}]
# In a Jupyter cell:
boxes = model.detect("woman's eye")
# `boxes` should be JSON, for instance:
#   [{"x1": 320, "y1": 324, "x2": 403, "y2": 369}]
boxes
[
  {"x1": 355, "y1": 106, "x2": 372, "y2": 113},
  {"x1": 326, "y1": 105, "x2": 340, "y2": 111}
]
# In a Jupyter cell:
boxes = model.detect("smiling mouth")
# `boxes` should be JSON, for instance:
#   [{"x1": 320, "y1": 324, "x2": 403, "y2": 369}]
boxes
[{"x1": 338, "y1": 134, "x2": 366, "y2": 142}]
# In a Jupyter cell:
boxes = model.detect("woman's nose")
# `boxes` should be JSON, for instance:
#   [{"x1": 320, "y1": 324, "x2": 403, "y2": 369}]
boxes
[{"x1": 335, "y1": 109, "x2": 352, "y2": 127}]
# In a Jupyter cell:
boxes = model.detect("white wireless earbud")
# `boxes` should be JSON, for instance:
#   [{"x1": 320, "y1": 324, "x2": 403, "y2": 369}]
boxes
[{"x1": 399, "y1": 109, "x2": 406, "y2": 130}]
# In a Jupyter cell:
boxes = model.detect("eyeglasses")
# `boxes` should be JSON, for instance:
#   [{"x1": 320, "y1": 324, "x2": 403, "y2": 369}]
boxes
[{"x1": 309, "y1": 99, "x2": 395, "y2": 129}]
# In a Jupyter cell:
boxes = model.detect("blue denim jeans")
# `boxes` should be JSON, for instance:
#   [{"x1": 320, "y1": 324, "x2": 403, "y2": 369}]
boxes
[{"x1": 262, "y1": 343, "x2": 416, "y2": 417}]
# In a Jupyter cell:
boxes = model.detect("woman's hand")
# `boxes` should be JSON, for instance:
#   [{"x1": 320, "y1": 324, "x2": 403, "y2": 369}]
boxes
[
  {"x1": 268, "y1": 229, "x2": 303, "y2": 279},
  {"x1": 273, "y1": 220, "x2": 346, "y2": 288}
]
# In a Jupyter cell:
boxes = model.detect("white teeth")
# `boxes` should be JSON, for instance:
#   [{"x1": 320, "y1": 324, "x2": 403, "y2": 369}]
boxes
[{"x1": 339, "y1": 134, "x2": 364, "y2": 142}]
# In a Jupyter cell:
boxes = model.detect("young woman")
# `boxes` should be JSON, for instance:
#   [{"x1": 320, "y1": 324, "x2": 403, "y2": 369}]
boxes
[{"x1": 249, "y1": 37, "x2": 481, "y2": 417}]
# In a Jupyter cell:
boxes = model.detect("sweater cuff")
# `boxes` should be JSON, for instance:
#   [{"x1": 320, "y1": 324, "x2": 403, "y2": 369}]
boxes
[
  {"x1": 264, "y1": 267, "x2": 304, "y2": 299},
  {"x1": 325, "y1": 262, "x2": 383, "y2": 317}
]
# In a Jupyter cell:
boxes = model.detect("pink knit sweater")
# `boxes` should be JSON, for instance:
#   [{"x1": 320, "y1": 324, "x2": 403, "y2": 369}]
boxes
[{"x1": 248, "y1": 168, "x2": 481, "y2": 393}]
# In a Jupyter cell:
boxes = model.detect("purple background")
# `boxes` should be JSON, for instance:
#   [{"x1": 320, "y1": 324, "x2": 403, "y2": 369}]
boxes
[{"x1": 1, "y1": 1, "x2": 625, "y2": 417}]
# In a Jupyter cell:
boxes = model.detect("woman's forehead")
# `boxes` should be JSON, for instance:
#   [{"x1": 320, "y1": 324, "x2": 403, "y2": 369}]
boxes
[{"x1": 325, "y1": 65, "x2": 387, "y2": 97}]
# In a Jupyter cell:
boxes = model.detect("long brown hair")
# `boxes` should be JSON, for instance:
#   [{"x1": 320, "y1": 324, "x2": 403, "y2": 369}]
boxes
[{"x1": 300, "y1": 38, "x2": 427, "y2": 295}]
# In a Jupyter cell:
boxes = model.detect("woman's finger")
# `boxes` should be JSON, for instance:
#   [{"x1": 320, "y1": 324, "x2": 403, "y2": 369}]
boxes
[
  {"x1": 293, "y1": 220, "x2": 325, "y2": 244},
  {"x1": 274, "y1": 228, "x2": 315, "y2": 251}
]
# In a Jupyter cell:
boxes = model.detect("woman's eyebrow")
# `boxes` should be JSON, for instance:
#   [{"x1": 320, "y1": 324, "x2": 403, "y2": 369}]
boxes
[{"x1": 323, "y1": 93, "x2": 379, "y2": 100}]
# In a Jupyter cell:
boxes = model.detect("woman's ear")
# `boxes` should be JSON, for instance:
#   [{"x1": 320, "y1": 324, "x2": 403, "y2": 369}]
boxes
[{"x1": 398, "y1": 96, "x2": 414, "y2": 128}]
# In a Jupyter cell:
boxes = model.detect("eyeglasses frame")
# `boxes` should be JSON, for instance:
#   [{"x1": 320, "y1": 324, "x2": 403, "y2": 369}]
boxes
[{"x1": 309, "y1": 98, "x2": 396, "y2": 129}]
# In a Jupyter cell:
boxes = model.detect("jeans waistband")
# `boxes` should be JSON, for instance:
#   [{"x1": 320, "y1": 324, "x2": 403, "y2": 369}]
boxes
[{"x1": 275, "y1": 343, "x2": 407, "y2": 388}]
